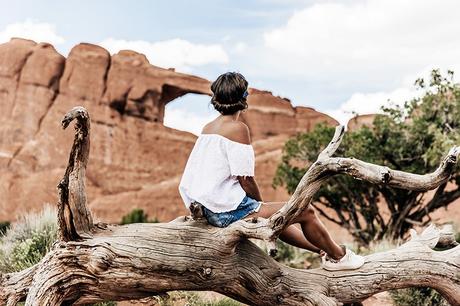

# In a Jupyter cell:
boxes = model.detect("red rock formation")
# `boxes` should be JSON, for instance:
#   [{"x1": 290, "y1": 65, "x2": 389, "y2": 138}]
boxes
[
  {"x1": 242, "y1": 89, "x2": 338, "y2": 139},
  {"x1": 0, "y1": 38, "x2": 337, "y2": 224},
  {"x1": 347, "y1": 114, "x2": 376, "y2": 131}
]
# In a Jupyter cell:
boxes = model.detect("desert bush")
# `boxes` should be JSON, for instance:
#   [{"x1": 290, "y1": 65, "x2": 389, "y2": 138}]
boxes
[
  {"x1": 120, "y1": 208, "x2": 159, "y2": 224},
  {"x1": 0, "y1": 206, "x2": 57, "y2": 273},
  {"x1": 205, "y1": 299, "x2": 241, "y2": 306},
  {"x1": 273, "y1": 240, "x2": 322, "y2": 269},
  {"x1": 390, "y1": 287, "x2": 448, "y2": 306},
  {"x1": 156, "y1": 291, "x2": 240, "y2": 306}
]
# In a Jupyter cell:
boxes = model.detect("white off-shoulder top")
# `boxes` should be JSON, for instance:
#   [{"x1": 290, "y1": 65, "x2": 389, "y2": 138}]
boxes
[{"x1": 179, "y1": 134, "x2": 255, "y2": 213}]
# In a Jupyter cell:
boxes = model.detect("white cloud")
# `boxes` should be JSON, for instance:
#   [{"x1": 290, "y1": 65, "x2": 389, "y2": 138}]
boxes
[
  {"x1": 262, "y1": 0, "x2": 460, "y2": 122},
  {"x1": 325, "y1": 87, "x2": 422, "y2": 125},
  {"x1": 100, "y1": 38, "x2": 229, "y2": 72},
  {"x1": 263, "y1": 0, "x2": 460, "y2": 80},
  {"x1": 325, "y1": 67, "x2": 458, "y2": 124},
  {"x1": 233, "y1": 42, "x2": 247, "y2": 54},
  {"x1": 164, "y1": 108, "x2": 218, "y2": 135},
  {"x1": 0, "y1": 20, "x2": 65, "y2": 45}
]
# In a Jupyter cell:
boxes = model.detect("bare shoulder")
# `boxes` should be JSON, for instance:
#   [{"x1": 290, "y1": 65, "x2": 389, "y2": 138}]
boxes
[
  {"x1": 201, "y1": 117, "x2": 251, "y2": 144},
  {"x1": 221, "y1": 121, "x2": 251, "y2": 144},
  {"x1": 201, "y1": 121, "x2": 212, "y2": 134}
]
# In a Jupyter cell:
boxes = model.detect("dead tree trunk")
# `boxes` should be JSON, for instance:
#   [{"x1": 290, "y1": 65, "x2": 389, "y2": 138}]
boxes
[{"x1": 0, "y1": 107, "x2": 459, "y2": 305}]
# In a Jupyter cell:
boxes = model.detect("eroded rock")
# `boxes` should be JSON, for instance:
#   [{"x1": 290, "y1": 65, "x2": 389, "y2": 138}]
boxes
[{"x1": 0, "y1": 38, "x2": 338, "y2": 223}]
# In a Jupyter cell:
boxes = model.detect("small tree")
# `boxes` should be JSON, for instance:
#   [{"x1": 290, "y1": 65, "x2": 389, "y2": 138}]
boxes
[{"x1": 274, "y1": 70, "x2": 460, "y2": 245}]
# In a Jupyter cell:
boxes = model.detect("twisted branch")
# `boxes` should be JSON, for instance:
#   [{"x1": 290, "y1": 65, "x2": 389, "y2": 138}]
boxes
[
  {"x1": 1, "y1": 112, "x2": 459, "y2": 305},
  {"x1": 230, "y1": 126, "x2": 459, "y2": 252},
  {"x1": 57, "y1": 106, "x2": 93, "y2": 241}
]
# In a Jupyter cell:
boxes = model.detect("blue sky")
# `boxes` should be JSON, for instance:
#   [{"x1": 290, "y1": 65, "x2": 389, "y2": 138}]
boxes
[{"x1": 1, "y1": 0, "x2": 459, "y2": 134}]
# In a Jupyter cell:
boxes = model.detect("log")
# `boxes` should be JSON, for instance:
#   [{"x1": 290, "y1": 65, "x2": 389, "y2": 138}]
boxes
[{"x1": 0, "y1": 107, "x2": 458, "y2": 305}]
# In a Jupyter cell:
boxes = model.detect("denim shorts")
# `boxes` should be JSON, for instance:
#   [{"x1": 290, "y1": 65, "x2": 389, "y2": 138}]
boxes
[{"x1": 202, "y1": 196, "x2": 262, "y2": 228}]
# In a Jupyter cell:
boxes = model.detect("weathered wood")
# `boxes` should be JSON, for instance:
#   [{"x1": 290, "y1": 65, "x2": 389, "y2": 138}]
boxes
[
  {"x1": 0, "y1": 266, "x2": 37, "y2": 306},
  {"x1": 2, "y1": 222, "x2": 459, "y2": 305},
  {"x1": 57, "y1": 106, "x2": 93, "y2": 240},
  {"x1": 0, "y1": 108, "x2": 459, "y2": 305}
]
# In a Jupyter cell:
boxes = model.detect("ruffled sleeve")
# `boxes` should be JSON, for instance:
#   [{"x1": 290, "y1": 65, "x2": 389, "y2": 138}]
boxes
[{"x1": 226, "y1": 141, "x2": 255, "y2": 177}]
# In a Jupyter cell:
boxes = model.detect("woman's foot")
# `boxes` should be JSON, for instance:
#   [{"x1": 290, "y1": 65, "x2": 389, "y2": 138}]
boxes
[{"x1": 321, "y1": 247, "x2": 365, "y2": 271}]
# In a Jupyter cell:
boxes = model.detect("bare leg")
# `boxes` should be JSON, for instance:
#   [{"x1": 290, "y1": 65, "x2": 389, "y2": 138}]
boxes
[
  {"x1": 280, "y1": 225, "x2": 321, "y2": 254},
  {"x1": 247, "y1": 202, "x2": 320, "y2": 252},
  {"x1": 297, "y1": 207, "x2": 344, "y2": 259},
  {"x1": 249, "y1": 202, "x2": 344, "y2": 259}
]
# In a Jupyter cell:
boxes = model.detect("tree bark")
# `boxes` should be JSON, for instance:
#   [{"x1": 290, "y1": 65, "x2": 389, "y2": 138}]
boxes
[
  {"x1": 0, "y1": 107, "x2": 459, "y2": 305},
  {"x1": 57, "y1": 106, "x2": 93, "y2": 241}
]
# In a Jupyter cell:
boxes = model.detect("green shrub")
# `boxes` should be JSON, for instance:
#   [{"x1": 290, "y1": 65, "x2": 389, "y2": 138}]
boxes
[
  {"x1": 390, "y1": 287, "x2": 448, "y2": 306},
  {"x1": 155, "y1": 291, "x2": 240, "y2": 306},
  {"x1": 204, "y1": 298, "x2": 241, "y2": 306},
  {"x1": 120, "y1": 208, "x2": 158, "y2": 224},
  {"x1": 0, "y1": 206, "x2": 57, "y2": 273},
  {"x1": 267, "y1": 240, "x2": 322, "y2": 269}
]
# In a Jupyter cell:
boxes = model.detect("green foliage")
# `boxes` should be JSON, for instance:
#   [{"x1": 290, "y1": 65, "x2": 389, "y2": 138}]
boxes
[
  {"x1": 120, "y1": 208, "x2": 159, "y2": 225},
  {"x1": 156, "y1": 291, "x2": 240, "y2": 306},
  {"x1": 206, "y1": 299, "x2": 241, "y2": 306},
  {"x1": 0, "y1": 206, "x2": 57, "y2": 273},
  {"x1": 274, "y1": 70, "x2": 460, "y2": 245},
  {"x1": 272, "y1": 240, "x2": 322, "y2": 269},
  {"x1": 93, "y1": 302, "x2": 117, "y2": 306},
  {"x1": 390, "y1": 287, "x2": 448, "y2": 306}
]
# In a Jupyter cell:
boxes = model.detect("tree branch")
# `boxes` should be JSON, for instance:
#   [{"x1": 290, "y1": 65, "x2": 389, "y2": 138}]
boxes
[
  {"x1": 244, "y1": 124, "x2": 458, "y2": 244},
  {"x1": 1, "y1": 223, "x2": 456, "y2": 306},
  {"x1": 328, "y1": 146, "x2": 459, "y2": 191},
  {"x1": 0, "y1": 266, "x2": 37, "y2": 305},
  {"x1": 405, "y1": 187, "x2": 460, "y2": 230},
  {"x1": 57, "y1": 106, "x2": 94, "y2": 241},
  {"x1": 2, "y1": 111, "x2": 459, "y2": 305}
]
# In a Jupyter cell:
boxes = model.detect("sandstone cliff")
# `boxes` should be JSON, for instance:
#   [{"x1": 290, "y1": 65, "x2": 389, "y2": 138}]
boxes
[
  {"x1": 0, "y1": 38, "x2": 337, "y2": 223},
  {"x1": 347, "y1": 114, "x2": 376, "y2": 131}
]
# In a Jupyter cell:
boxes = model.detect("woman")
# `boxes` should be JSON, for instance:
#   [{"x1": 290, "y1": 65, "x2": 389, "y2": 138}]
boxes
[{"x1": 179, "y1": 72, "x2": 364, "y2": 271}]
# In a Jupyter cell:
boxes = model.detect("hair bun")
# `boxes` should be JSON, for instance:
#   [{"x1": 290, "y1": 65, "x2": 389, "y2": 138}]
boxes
[
  {"x1": 211, "y1": 97, "x2": 248, "y2": 114},
  {"x1": 210, "y1": 72, "x2": 249, "y2": 115}
]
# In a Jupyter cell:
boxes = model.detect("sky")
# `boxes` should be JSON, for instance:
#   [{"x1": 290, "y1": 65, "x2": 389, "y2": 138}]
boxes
[{"x1": 1, "y1": 0, "x2": 459, "y2": 134}]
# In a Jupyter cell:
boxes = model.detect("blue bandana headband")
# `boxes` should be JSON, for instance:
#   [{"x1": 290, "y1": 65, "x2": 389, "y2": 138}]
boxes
[{"x1": 243, "y1": 90, "x2": 249, "y2": 99}]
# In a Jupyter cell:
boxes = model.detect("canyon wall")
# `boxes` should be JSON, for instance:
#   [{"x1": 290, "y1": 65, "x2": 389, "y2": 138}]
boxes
[{"x1": 0, "y1": 38, "x2": 337, "y2": 223}]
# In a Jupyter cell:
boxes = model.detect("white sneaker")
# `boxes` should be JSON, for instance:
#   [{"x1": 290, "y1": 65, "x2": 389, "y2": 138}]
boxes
[{"x1": 321, "y1": 248, "x2": 365, "y2": 271}]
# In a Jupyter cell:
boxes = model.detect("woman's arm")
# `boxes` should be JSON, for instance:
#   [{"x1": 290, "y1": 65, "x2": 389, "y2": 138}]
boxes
[
  {"x1": 227, "y1": 122, "x2": 262, "y2": 201},
  {"x1": 238, "y1": 176, "x2": 263, "y2": 202}
]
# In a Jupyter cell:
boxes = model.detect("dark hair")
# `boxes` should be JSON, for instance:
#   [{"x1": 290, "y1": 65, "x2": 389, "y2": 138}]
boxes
[{"x1": 210, "y1": 72, "x2": 249, "y2": 115}]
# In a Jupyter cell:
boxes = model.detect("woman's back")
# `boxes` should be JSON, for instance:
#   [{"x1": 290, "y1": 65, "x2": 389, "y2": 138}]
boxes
[
  {"x1": 178, "y1": 120, "x2": 255, "y2": 213},
  {"x1": 178, "y1": 72, "x2": 255, "y2": 213}
]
